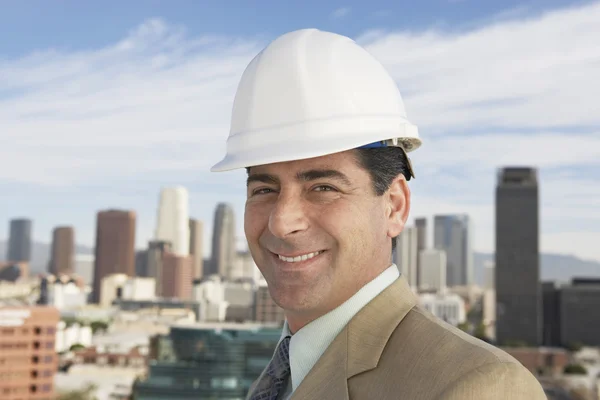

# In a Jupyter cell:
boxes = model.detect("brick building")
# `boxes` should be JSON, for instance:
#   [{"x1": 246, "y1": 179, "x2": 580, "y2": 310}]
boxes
[{"x1": 0, "y1": 306, "x2": 60, "y2": 400}]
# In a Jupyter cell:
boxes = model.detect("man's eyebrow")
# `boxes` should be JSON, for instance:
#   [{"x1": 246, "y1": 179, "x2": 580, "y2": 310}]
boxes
[
  {"x1": 296, "y1": 169, "x2": 353, "y2": 186},
  {"x1": 246, "y1": 173, "x2": 279, "y2": 187}
]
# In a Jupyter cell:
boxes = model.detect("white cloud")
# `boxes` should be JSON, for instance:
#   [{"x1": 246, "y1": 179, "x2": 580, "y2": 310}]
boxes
[
  {"x1": 332, "y1": 7, "x2": 351, "y2": 19},
  {"x1": 357, "y1": 2, "x2": 600, "y2": 132},
  {"x1": 1, "y1": 3, "x2": 599, "y2": 262}
]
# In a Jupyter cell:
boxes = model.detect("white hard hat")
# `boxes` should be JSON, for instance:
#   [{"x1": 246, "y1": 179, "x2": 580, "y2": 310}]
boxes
[{"x1": 211, "y1": 28, "x2": 421, "y2": 177}]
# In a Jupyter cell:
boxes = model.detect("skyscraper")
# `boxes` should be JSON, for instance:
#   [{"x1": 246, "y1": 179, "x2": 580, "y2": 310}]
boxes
[
  {"x1": 147, "y1": 240, "x2": 172, "y2": 296},
  {"x1": 211, "y1": 203, "x2": 236, "y2": 277},
  {"x1": 419, "y1": 249, "x2": 447, "y2": 292},
  {"x1": 162, "y1": 253, "x2": 193, "y2": 300},
  {"x1": 433, "y1": 215, "x2": 472, "y2": 288},
  {"x1": 49, "y1": 226, "x2": 75, "y2": 276},
  {"x1": 414, "y1": 217, "x2": 427, "y2": 287},
  {"x1": 7, "y1": 218, "x2": 32, "y2": 262},
  {"x1": 495, "y1": 167, "x2": 541, "y2": 346},
  {"x1": 189, "y1": 219, "x2": 204, "y2": 280},
  {"x1": 92, "y1": 210, "x2": 136, "y2": 303},
  {"x1": 393, "y1": 226, "x2": 418, "y2": 289},
  {"x1": 155, "y1": 187, "x2": 190, "y2": 256}
]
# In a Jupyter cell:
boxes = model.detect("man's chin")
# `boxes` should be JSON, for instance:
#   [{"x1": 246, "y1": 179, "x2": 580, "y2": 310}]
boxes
[{"x1": 270, "y1": 286, "x2": 319, "y2": 314}]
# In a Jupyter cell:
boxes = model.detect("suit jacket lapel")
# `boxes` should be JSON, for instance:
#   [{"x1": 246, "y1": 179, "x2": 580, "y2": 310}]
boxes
[
  {"x1": 347, "y1": 275, "x2": 417, "y2": 377},
  {"x1": 290, "y1": 327, "x2": 350, "y2": 400},
  {"x1": 290, "y1": 275, "x2": 417, "y2": 399}
]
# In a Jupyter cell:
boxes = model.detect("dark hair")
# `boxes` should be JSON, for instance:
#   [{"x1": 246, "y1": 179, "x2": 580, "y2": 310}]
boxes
[{"x1": 353, "y1": 147, "x2": 412, "y2": 251}]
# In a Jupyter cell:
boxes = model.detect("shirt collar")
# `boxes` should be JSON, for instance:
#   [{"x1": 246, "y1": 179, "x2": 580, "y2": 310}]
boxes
[{"x1": 279, "y1": 264, "x2": 400, "y2": 391}]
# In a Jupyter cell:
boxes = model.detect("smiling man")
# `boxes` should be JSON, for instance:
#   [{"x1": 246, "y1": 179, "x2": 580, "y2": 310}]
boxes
[{"x1": 211, "y1": 29, "x2": 547, "y2": 400}]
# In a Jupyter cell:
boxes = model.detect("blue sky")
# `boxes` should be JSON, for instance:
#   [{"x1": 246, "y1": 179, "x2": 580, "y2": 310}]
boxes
[{"x1": 1, "y1": 0, "x2": 599, "y2": 262}]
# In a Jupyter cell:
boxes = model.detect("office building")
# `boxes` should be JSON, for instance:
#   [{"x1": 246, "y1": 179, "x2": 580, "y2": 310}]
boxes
[
  {"x1": 7, "y1": 218, "x2": 32, "y2": 262},
  {"x1": 419, "y1": 293, "x2": 466, "y2": 327},
  {"x1": 132, "y1": 323, "x2": 281, "y2": 399},
  {"x1": 211, "y1": 203, "x2": 236, "y2": 277},
  {"x1": 394, "y1": 226, "x2": 418, "y2": 289},
  {"x1": 162, "y1": 253, "x2": 193, "y2": 300},
  {"x1": 484, "y1": 261, "x2": 495, "y2": 291},
  {"x1": 558, "y1": 278, "x2": 600, "y2": 347},
  {"x1": 433, "y1": 214, "x2": 473, "y2": 288},
  {"x1": 146, "y1": 240, "x2": 172, "y2": 296},
  {"x1": 92, "y1": 210, "x2": 136, "y2": 304},
  {"x1": 49, "y1": 226, "x2": 75, "y2": 276},
  {"x1": 189, "y1": 219, "x2": 204, "y2": 280},
  {"x1": 135, "y1": 250, "x2": 148, "y2": 277},
  {"x1": 100, "y1": 274, "x2": 156, "y2": 307},
  {"x1": 155, "y1": 187, "x2": 190, "y2": 256},
  {"x1": 495, "y1": 167, "x2": 541, "y2": 346},
  {"x1": 74, "y1": 254, "x2": 94, "y2": 286},
  {"x1": 414, "y1": 217, "x2": 427, "y2": 285},
  {"x1": 419, "y1": 249, "x2": 446, "y2": 292},
  {"x1": 542, "y1": 281, "x2": 561, "y2": 347},
  {"x1": 0, "y1": 306, "x2": 60, "y2": 399}
]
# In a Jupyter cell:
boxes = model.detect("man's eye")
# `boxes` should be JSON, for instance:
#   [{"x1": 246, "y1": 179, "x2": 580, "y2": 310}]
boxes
[
  {"x1": 252, "y1": 188, "x2": 274, "y2": 195},
  {"x1": 313, "y1": 185, "x2": 336, "y2": 192}
]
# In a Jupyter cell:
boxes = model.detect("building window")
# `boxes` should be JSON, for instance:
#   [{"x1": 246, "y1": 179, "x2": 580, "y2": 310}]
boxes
[
  {"x1": 47, "y1": 327, "x2": 56, "y2": 335},
  {"x1": 31, "y1": 370, "x2": 38, "y2": 379},
  {"x1": 41, "y1": 384, "x2": 52, "y2": 392},
  {"x1": 43, "y1": 355, "x2": 53, "y2": 363},
  {"x1": 46, "y1": 342, "x2": 54, "y2": 349},
  {"x1": 34, "y1": 327, "x2": 42, "y2": 335},
  {"x1": 33, "y1": 341, "x2": 41, "y2": 350},
  {"x1": 30, "y1": 385, "x2": 37, "y2": 393},
  {"x1": 32, "y1": 356, "x2": 39, "y2": 364}
]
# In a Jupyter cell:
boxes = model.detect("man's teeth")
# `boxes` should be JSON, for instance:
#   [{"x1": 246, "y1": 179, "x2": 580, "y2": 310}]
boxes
[{"x1": 278, "y1": 251, "x2": 322, "y2": 263}]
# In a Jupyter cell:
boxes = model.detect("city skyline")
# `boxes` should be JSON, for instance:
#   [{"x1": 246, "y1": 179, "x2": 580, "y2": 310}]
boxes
[{"x1": 1, "y1": 1, "x2": 599, "y2": 262}]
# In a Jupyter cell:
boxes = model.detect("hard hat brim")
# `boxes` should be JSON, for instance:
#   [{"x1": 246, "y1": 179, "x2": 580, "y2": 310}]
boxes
[{"x1": 210, "y1": 117, "x2": 421, "y2": 172}]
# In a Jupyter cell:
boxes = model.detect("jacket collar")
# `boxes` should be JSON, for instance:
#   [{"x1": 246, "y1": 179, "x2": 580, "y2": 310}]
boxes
[{"x1": 291, "y1": 275, "x2": 417, "y2": 400}]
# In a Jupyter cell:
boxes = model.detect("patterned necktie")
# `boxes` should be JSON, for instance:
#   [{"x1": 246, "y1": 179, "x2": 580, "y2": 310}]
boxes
[{"x1": 249, "y1": 336, "x2": 291, "y2": 400}]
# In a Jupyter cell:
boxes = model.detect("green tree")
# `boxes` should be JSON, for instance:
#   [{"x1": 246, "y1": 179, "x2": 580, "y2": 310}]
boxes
[
  {"x1": 473, "y1": 323, "x2": 491, "y2": 343},
  {"x1": 69, "y1": 343, "x2": 86, "y2": 352},
  {"x1": 503, "y1": 340, "x2": 528, "y2": 348},
  {"x1": 564, "y1": 364, "x2": 588, "y2": 375},
  {"x1": 90, "y1": 321, "x2": 108, "y2": 334},
  {"x1": 457, "y1": 322, "x2": 470, "y2": 333},
  {"x1": 566, "y1": 342, "x2": 584, "y2": 352}
]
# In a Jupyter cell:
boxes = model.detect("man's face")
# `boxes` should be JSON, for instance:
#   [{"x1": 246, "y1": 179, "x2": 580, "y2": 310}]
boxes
[{"x1": 244, "y1": 150, "x2": 409, "y2": 324}]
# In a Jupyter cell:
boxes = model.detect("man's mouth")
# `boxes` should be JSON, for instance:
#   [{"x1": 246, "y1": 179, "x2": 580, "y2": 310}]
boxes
[{"x1": 276, "y1": 250, "x2": 324, "y2": 263}]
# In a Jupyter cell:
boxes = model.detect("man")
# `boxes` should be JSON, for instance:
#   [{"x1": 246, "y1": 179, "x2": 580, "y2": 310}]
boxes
[{"x1": 211, "y1": 29, "x2": 547, "y2": 400}]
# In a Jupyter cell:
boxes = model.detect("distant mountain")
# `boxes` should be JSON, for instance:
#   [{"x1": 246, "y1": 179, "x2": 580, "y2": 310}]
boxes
[
  {"x1": 1, "y1": 240, "x2": 598, "y2": 283},
  {"x1": 474, "y1": 252, "x2": 600, "y2": 285}
]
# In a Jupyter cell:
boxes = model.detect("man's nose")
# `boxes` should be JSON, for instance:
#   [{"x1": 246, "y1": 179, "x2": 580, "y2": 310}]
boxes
[{"x1": 268, "y1": 192, "x2": 309, "y2": 238}]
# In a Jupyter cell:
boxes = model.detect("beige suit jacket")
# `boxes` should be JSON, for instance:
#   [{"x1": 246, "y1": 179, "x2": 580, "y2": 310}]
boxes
[{"x1": 249, "y1": 275, "x2": 547, "y2": 399}]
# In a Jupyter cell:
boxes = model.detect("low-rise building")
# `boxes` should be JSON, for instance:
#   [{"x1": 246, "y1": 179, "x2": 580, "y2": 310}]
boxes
[{"x1": 0, "y1": 306, "x2": 60, "y2": 399}]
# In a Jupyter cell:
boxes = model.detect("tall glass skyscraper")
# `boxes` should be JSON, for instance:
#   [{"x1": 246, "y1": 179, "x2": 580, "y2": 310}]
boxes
[
  {"x1": 211, "y1": 203, "x2": 236, "y2": 278},
  {"x1": 495, "y1": 167, "x2": 541, "y2": 346},
  {"x1": 155, "y1": 187, "x2": 190, "y2": 256},
  {"x1": 7, "y1": 218, "x2": 32, "y2": 262},
  {"x1": 433, "y1": 214, "x2": 472, "y2": 288}
]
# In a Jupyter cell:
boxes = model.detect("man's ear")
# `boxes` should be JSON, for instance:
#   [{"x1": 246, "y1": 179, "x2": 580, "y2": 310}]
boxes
[{"x1": 387, "y1": 174, "x2": 410, "y2": 239}]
